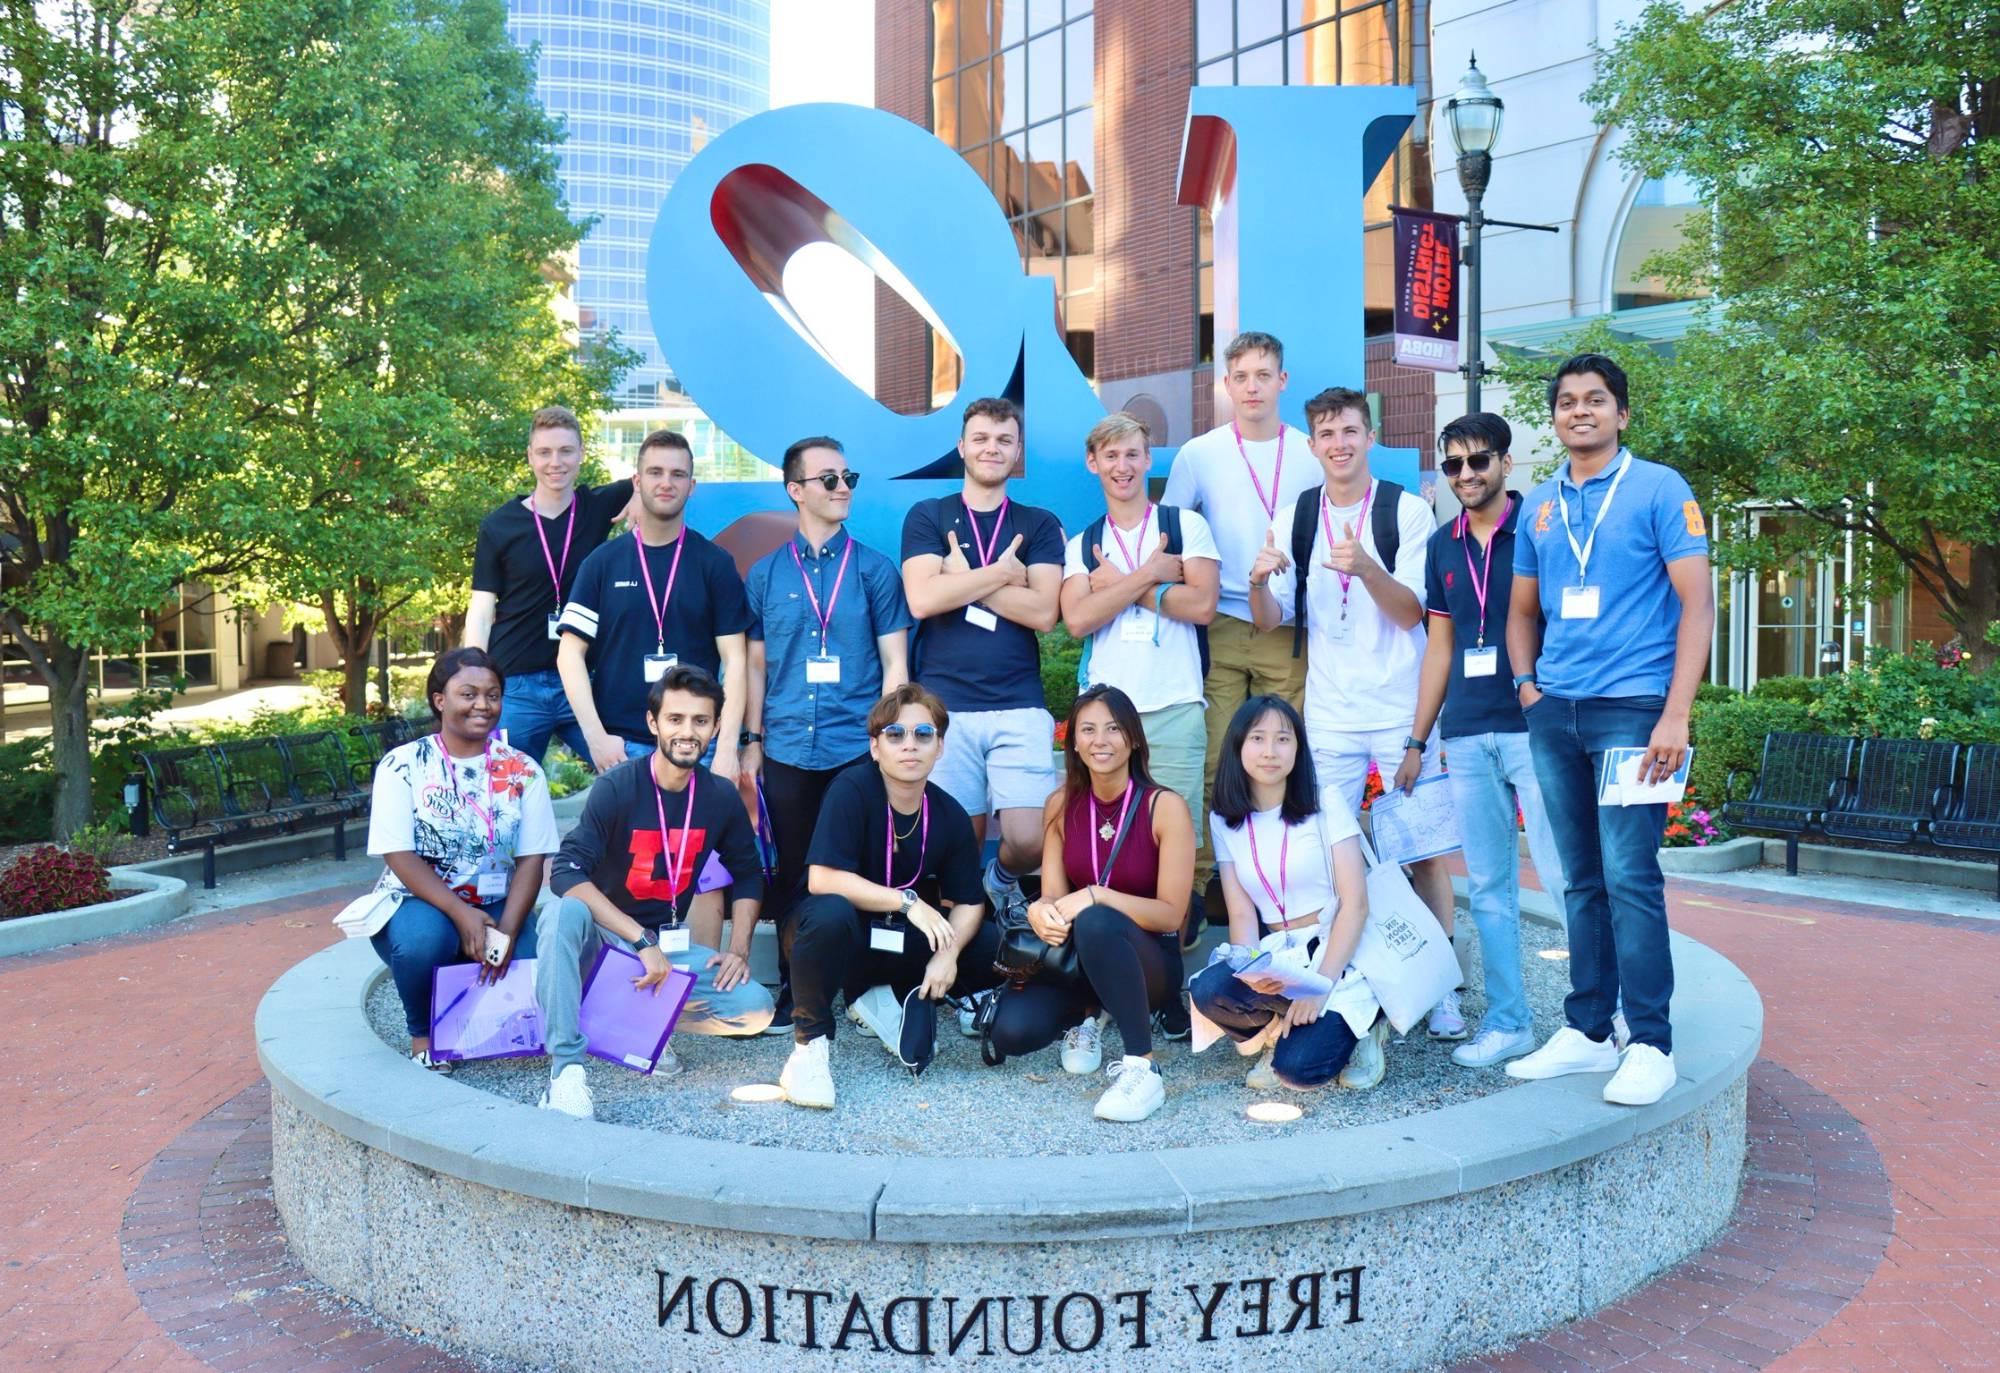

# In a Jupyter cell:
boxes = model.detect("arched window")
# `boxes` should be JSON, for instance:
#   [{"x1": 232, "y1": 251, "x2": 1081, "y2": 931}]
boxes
[{"x1": 1612, "y1": 173, "x2": 1710, "y2": 311}]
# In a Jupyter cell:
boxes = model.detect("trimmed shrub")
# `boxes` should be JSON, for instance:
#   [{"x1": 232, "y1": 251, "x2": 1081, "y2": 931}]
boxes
[
  {"x1": 1039, "y1": 630, "x2": 1083, "y2": 724},
  {"x1": 1, "y1": 845, "x2": 112, "y2": 920}
]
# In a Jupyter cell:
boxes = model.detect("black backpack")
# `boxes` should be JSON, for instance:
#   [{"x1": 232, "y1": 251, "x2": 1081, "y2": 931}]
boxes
[
  {"x1": 1079, "y1": 504, "x2": 1211, "y2": 680},
  {"x1": 1289, "y1": 481, "x2": 1404, "y2": 658}
]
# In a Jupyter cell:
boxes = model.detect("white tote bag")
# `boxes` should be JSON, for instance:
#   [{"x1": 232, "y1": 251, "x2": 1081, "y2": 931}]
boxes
[{"x1": 1349, "y1": 838, "x2": 1460, "y2": 1034}]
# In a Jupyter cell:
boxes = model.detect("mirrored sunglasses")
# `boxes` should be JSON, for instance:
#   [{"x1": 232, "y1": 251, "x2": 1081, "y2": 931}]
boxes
[{"x1": 878, "y1": 723, "x2": 938, "y2": 743}]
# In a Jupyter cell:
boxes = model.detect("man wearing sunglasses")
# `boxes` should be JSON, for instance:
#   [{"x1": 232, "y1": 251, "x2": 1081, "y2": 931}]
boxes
[
  {"x1": 778, "y1": 684, "x2": 1002, "y2": 1109},
  {"x1": 742, "y1": 435, "x2": 914, "y2": 1033},
  {"x1": 1396, "y1": 413, "x2": 1574, "y2": 1070}
]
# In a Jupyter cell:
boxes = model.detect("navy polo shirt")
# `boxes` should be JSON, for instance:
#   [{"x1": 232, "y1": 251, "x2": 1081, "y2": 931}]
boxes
[
  {"x1": 900, "y1": 495, "x2": 1066, "y2": 713},
  {"x1": 1514, "y1": 450, "x2": 1709, "y2": 699},
  {"x1": 744, "y1": 528, "x2": 913, "y2": 771},
  {"x1": 1424, "y1": 495, "x2": 1532, "y2": 739}
]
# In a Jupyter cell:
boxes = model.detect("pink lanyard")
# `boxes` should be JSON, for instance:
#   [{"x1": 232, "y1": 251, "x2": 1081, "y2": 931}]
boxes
[
  {"x1": 787, "y1": 536, "x2": 854, "y2": 647},
  {"x1": 633, "y1": 528, "x2": 687, "y2": 654},
  {"x1": 1106, "y1": 506, "x2": 1155, "y2": 573},
  {"x1": 650, "y1": 769, "x2": 697, "y2": 921},
  {"x1": 1320, "y1": 480, "x2": 1375, "y2": 610},
  {"x1": 961, "y1": 497, "x2": 1011, "y2": 566},
  {"x1": 1089, "y1": 781, "x2": 1136, "y2": 884},
  {"x1": 531, "y1": 498, "x2": 577, "y2": 609},
  {"x1": 435, "y1": 735, "x2": 495, "y2": 845},
  {"x1": 1232, "y1": 422, "x2": 1284, "y2": 520},
  {"x1": 1245, "y1": 812, "x2": 1289, "y2": 922},
  {"x1": 1459, "y1": 505, "x2": 1501, "y2": 649},
  {"x1": 886, "y1": 795, "x2": 930, "y2": 891}
]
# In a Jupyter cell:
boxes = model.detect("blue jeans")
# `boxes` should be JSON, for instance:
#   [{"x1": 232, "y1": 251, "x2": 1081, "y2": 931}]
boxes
[
  {"x1": 370, "y1": 895, "x2": 542, "y2": 1038},
  {"x1": 533, "y1": 896, "x2": 773, "y2": 1073},
  {"x1": 1187, "y1": 960, "x2": 1364, "y2": 1089},
  {"x1": 1442, "y1": 730, "x2": 1569, "y2": 1034},
  {"x1": 1524, "y1": 694, "x2": 1673, "y2": 1053},
  {"x1": 497, "y1": 668, "x2": 588, "y2": 767}
]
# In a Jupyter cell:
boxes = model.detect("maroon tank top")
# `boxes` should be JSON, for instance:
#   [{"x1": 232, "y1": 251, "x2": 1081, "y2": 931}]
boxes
[{"x1": 1061, "y1": 784, "x2": 1162, "y2": 898}]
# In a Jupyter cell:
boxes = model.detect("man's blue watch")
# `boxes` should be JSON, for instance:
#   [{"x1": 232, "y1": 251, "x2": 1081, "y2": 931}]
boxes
[{"x1": 1513, "y1": 673, "x2": 1538, "y2": 691}]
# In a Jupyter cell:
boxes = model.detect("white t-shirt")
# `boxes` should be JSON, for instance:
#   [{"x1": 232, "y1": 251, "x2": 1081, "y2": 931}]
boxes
[
  {"x1": 1265, "y1": 483, "x2": 1435, "y2": 734},
  {"x1": 1162, "y1": 422, "x2": 1319, "y2": 622},
  {"x1": 1062, "y1": 506, "x2": 1220, "y2": 713},
  {"x1": 367, "y1": 735, "x2": 561, "y2": 905}
]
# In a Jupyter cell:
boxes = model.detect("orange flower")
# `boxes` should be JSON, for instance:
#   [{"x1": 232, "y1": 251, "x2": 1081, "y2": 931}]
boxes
[{"x1": 487, "y1": 751, "x2": 530, "y2": 801}]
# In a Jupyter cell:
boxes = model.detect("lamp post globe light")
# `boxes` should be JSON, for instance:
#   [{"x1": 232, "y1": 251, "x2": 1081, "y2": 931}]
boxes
[{"x1": 1444, "y1": 55, "x2": 1504, "y2": 409}]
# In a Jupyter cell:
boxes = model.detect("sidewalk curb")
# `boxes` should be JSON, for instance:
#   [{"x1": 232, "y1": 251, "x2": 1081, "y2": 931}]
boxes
[{"x1": 0, "y1": 868, "x2": 190, "y2": 958}]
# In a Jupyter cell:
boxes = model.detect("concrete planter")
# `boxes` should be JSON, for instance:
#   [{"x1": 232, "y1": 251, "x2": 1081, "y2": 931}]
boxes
[
  {"x1": 1657, "y1": 835, "x2": 1763, "y2": 875},
  {"x1": 0, "y1": 867, "x2": 189, "y2": 958}
]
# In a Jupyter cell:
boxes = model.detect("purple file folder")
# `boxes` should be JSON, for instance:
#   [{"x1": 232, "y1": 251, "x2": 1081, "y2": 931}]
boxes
[
  {"x1": 429, "y1": 959, "x2": 545, "y2": 1063},
  {"x1": 578, "y1": 945, "x2": 697, "y2": 1074}
]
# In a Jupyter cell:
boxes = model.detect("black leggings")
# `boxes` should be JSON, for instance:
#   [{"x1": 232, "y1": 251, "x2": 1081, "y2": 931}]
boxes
[
  {"x1": 987, "y1": 904, "x2": 1183, "y2": 1059},
  {"x1": 783, "y1": 892, "x2": 1002, "y2": 1044}
]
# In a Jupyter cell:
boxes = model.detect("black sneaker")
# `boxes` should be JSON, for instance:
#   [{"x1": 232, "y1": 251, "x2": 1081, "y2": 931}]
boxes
[
  {"x1": 760, "y1": 983, "x2": 795, "y2": 1036},
  {"x1": 1154, "y1": 995, "x2": 1192, "y2": 1042}
]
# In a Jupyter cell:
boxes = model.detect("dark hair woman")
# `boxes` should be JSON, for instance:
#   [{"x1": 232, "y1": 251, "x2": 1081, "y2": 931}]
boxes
[{"x1": 984, "y1": 685, "x2": 1194, "y2": 1123}]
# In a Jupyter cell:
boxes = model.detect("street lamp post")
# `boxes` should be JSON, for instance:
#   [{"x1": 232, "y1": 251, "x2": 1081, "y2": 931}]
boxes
[{"x1": 1444, "y1": 57, "x2": 1504, "y2": 411}]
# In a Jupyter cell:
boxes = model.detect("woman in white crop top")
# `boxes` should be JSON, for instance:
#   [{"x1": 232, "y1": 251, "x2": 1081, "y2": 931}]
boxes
[{"x1": 1189, "y1": 695, "x2": 1389, "y2": 1091}]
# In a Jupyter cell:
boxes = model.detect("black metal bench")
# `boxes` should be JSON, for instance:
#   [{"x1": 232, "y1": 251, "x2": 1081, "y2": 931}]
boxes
[
  {"x1": 349, "y1": 717, "x2": 418, "y2": 784},
  {"x1": 1932, "y1": 743, "x2": 2000, "y2": 898},
  {"x1": 1723, "y1": 732, "x2": 1856, "y2": 875},
  {"x1": 133, "y1": 744, "x2": 253, "y2": 890},
  {"x1": 134, "y1": 733, "x2": 371, "y2": 888},
  {"x1": 1822, "y1": 738, "x2": 1960, "y2": 852}
]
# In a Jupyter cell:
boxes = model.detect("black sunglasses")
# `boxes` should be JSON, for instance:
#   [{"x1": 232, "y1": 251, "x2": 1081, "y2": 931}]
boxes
[
  {"x1": 878, "y1": 723, "x2": 938, "y2": 743},
  {"x1": 1440, "y1": 450, "x2": 1500, "y2": 478},
  {"x1": 797, "y1": 470, "x2": 861, "y2": 491}
]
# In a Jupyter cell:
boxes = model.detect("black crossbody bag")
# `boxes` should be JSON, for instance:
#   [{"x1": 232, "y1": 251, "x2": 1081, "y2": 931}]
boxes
[{"x1": 991, "y1": 789, "x2": 1147, "y2": 989}]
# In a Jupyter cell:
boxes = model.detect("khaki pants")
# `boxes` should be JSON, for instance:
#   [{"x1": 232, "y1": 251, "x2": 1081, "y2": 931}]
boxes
[{"x1": 1197, "y1": 614, "x2": 1308, "y2": 887}]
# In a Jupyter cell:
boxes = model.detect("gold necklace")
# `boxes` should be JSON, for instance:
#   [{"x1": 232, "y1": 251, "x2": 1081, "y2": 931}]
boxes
[{"x1": 893, "y1": 809, "x2": 921, "y2": 842}]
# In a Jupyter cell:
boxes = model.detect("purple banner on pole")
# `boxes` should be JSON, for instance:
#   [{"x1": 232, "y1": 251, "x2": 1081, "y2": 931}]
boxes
[{"x1": 1392, "y1": 208, "x2": 1461, "y2": 374}]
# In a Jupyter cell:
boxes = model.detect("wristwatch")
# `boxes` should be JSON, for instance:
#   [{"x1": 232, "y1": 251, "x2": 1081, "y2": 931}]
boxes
[
  {"x1": 898, "y1": 887, "x2": 918, "y2": 917},
  {"x1": 631, "y1": 927, "x2": 656, "y2": 951},
  {"x1": 1403, "y1": 735, "x2": 1426, "y2": 754},
  {"x1": 1512, "y1": 673, "x2": 1538, "y2": 691},
  {"x1": 739, "y1": 729, "x2": 763, "y2": 747}
]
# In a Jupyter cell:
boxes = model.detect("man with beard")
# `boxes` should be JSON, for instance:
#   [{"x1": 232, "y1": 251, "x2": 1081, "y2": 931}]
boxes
[
  {"x1": 537, "y1": 666, "x2": 775, "y2": 1120},
  {"x1": 557, "y1": 428, "x2": 752, "y2": 777}
]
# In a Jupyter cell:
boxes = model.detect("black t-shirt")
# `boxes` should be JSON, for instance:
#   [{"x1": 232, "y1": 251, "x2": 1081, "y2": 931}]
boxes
[
  {"x1": 900, "y1": 494, "x2": 1066, "y2": 712},
  {"x1": 805, "y1": 764, "x2": 985, "y2": 914},
  {"x1": 558, "y1": 527, "x2": 753, "y2": 744},
  {"x1": 471, "y1": 481, "x2": 634, "y2": 677},
  {"x1": 547, "y1": 758, "x2": 764, "y2": 927}
]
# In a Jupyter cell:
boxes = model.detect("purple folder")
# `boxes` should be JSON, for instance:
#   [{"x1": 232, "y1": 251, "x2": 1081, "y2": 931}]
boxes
[
  {"x1": 578, "y1": 945, "x2": 697, "y2": 1074},
  {"x1": 429, "y1": 959, "x2": 546, "y2": 1063}
]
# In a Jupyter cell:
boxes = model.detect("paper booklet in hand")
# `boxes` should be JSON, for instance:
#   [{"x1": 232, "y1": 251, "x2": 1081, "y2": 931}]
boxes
[{"x1": 1598, "y1": 747, "x2": 1693, "y2": 806}]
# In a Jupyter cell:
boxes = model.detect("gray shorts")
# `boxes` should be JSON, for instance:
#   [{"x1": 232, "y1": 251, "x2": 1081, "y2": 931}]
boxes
[{"x1": 931, "y1": 706, "x2": 1061, "y2": 818}]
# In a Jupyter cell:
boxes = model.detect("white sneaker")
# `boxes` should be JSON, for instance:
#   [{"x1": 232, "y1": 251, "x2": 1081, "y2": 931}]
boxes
[
  {"x1": 538, "y1": 1064, "x2": 594, "y2": 1120},
  {"x1": 846, "y1": 985, "x2": 902, "y2": 1050},
  {"x1": 1427, "y1": 988, "x2": 1468, "y2": 1040},
  {"x1": 1337, "y1": 1016, "x2": 1390, "y2": 1090},
  {"x1": 1505, "y1": 1026, "x2": 1622, "y2": 1080},
  {"x1": 957, "y1": 988, "x2": 995, "y2": 1038},
  {"x1": 1059, "y1": 1017, "x2": 1103, "y2": 1075},
  {"x1": 1451, "y1": 1025, "x2": 1538, "y2": 1069},
  {"x1": 654, "y1": 1046, "x2": 683, "y2": 1077},
  {"x1": 779, "y1": 1037, "x2": 835, "y2": 1109},
  {"x1": 1603, "y1": 1043, "x2": 1677, "y2": 1106},
  {"x1": 1612, "y1": 1010, "x2": 1632, "y2": 1051},
  {"x1": 1093, "y1": 1057, "x2": 1165, "y2": 1122},
  {"x1": 1245, "y1": 1046, "x2": 1280, "y2": 1092}
]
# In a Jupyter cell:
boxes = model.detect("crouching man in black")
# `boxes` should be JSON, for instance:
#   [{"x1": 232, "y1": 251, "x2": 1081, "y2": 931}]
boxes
[{"x1": 778, "y1": 683, "x2": 1003, "y2": 1108}]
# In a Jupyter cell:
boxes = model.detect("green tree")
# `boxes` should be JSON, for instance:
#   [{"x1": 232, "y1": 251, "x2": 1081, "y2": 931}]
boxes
[{"x1": 1534, "y1": 1, "x2": 2000, "y2": 663}]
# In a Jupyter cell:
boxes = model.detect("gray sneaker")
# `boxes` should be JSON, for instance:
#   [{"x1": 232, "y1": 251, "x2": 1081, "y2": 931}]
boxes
[
  {"x1": 1451, "y1": 1025, "x2": 1537, "y2": 1069},
  {"x1": 982, "y1": 859, "x2": 1022, "y2": 924},
  {"x1": 1337, "y1": 1017, "x2": 1390, "y2": 1090}
]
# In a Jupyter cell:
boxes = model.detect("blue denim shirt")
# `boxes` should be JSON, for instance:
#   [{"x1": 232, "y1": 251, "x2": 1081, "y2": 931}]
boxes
[{"x1": 745, "y1": 528, "x2": 913, "y2": 770}]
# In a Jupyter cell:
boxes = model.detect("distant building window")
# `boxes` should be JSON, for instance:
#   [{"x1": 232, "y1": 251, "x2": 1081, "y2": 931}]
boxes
[{"x1": 1612, "y1": 173, "x2": 1711, "y2": 311}]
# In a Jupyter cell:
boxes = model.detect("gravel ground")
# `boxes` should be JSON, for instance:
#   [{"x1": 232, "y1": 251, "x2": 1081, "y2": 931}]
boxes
[{"x1": 366, "y1": 921, "x2": 1576, "y2": 1157}]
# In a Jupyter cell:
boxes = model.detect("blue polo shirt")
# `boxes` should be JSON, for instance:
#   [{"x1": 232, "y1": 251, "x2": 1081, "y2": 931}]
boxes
[
  {"x1": 1514, "y1": 450, "x2": 1709, "y2": 700},
  {"x1": 744, "y1": 528, "x2": 913, "y2": 771},
  {"x1": 1424, "y1": 494, "x2": 1532, "y2": 738}
]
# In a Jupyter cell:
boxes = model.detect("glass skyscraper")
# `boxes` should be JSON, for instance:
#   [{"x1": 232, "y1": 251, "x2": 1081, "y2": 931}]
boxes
[{"x1": 509, "y1": 0, "x2": 772, "y2": 408}]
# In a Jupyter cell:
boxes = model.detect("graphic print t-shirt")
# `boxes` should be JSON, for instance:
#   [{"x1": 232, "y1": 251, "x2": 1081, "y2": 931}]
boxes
[
  {"x1": 366, "y1": 735, "x2": 560, "y2": 903},
  {"x1": 547, "y1": 757, "x2": 766, "y2": 928}
]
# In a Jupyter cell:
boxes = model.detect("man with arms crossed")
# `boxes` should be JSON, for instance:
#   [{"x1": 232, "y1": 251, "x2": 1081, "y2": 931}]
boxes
[
  {"x1": 1396, "y1": 412, "x2": 1574, "y2": 1068},
  {"x1": 777, "y1": 684, "x2": 1002, "y2": 1110},
  {"x1": 1504, "y1": 354, "x2": 1713, "y2": 1108},
  {"x1": 1163, "y1": 332, "x2": 1319, "y2": 914},
  {"x1": 1250, "y1": 386, "x2": 1464, "y2": 1039},
  {"x1": 537, "y1": 666, "x2": 775, "y2": 1120},
  {"x1": 557, "y1": 429, "x2": 752, "y2": 780},
  {"x1": 742, "y1": 435, "x2": 913, "y2": 1031},
  {"x1": 465, "y1": 406, "x2": 634, "y2": 763},
  {"x1": 900, "y1": 397, "x2": 1065, "y2": 922}
]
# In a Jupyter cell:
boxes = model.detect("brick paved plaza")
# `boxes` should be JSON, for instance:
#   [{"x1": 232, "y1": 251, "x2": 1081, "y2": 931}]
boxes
[{"x1": 1, "y1": 868, "x2": 1994, "y2": 1373}]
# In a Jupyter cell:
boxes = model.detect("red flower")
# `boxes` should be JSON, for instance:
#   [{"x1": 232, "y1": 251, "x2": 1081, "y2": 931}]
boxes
[{"x1": 488, "y1": 751, "x2": 530, "y2": 801}]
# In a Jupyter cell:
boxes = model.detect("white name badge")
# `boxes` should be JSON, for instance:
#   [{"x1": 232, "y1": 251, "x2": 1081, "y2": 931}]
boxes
[
  {"x1": 869, "y1": 922, "x2": 906, "y2": 954},
  {"x1": 1560, "y1": 585, "x2": 1602, "y2": 621},
  {"x1": 474, "y1": 853, "x2": 513, "y2": 901},
  {"x1": 1463, "y1": 646, "x2": 1500, "y2": 678},
  {"x1": 1322, "y1": 610, "x2": 1354, "y2": 642},
  {"x1": 660, "y1": 925, "x2": 691, "y2": 954},
  {"x1": 805, "y1": 654, "x2": 842, "y2": 683},
  {"x1": 964, "y1": 605, "x2": 999, "y2": 632},
  {"x1": 1119, "y1": 608, "x2": 1156, "y2": 642},
  {"x1": 546, "y1": 611, "x2": 563, "y2": 641},
  {"x1": 642, "y1": 652, "x2": 678, "y2": 682}
]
